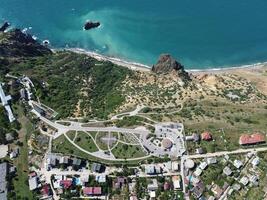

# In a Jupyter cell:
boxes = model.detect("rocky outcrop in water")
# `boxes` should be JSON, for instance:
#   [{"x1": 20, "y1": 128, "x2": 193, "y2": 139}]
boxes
[
  {"x1": 84, "y1": 21, "x2": 100, "y2": 30},
  {"x1": 152, "y1": 54, "x2": 190, "y2": 81},
  {"x1": 0, "y1": 22, "x2": 10, "y2": 32},
  {"x1": 0, "y1": 28, "x2": 52, "y2": 57}
]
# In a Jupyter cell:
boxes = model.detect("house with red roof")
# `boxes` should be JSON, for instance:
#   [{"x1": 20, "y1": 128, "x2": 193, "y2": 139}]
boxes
[
  {"x1": 60, "y1": 180, "x2": 72, "y2": 189},
  {"x1": 41, "y1": 184, "x2": 52, "y2": 197},
  {"x1": 83, "y1": 187, "x2": 102, "y2": 196},
  {"x1": 239, "y1": 133, "x2": 265, "y2": 145},
  {"x1": 201, "y1": 131, "x2": 212, "y2": 141}
]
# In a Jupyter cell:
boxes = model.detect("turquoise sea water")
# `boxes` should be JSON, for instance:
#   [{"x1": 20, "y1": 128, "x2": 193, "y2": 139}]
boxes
[{"x1": 1, "y1": 0, "x2": 267, "y2": 69}]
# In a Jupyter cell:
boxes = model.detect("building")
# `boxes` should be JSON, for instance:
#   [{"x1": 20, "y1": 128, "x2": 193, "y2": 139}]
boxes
[
  {"x1": 91, "y1": 163, "x2": 104, "y2": 173},
  {"x1": 186, "y1": 133, "x2": 200, "y2": 142},
  {"x1": 232, "y1": 183, "x2": 241, "y2": 191},
  {"x1": 145, "y1": 165, "x2": 156, "y2": 174},
  {"x1": 239, "y1": 133, "x2": 265, "y2": 145},
  {"x1": 147, "y1": 179, "x2": 158, "y2": 191},
  {"x1": 0, "y1": 162, "x2": 7, "y2": 200},
  {"x1": 113, "y1": 177, "x2": 127, "y2": 189},
  {"x1": 19, "y1": 88, "x2": 27, "y2": 100},
  {"x1": 233, "y1": 160, "x2": 243, "y2": 169},
  {"x1": 240, "y1": 176, "x2": 249, "y2": 186},
  {"x1": 199, "y1": 162, "x2": 208, "y2": 170},
  {"x1": 60, "y1": 180, "x2": 72, "y2": 189},
  {"x1": 72, "y1": 158, "x2": 82, "y2": 166},
  {"x1": 0, "y1": 82, "x2": 16, "y2": 122},
  {"x1": 0, "y1": 145, "x2": 8, "y2": 159},
  {"x1": 80, "y1": 174, "x2": 89, "y2": 184},
  {"x1": 150, "y1": 191, "x2": 156, "y2": 199},
  {"x1": 172, "y1": 176, "x2": 181, "y2": 190},
  {"x1": 5, "y1": 133, "x2": 14, "y2": 142},
  {"x1": 194, "y1": 168, "x2": 203, "y2": 176},
  {"x1": 83, "y1": 187, "x2": 102, "y2": 196},
  {"x1": 251, "y1": 157, "x2": 260, "y2": 167},
  {"x1": 196, "y1": 148, "x2": 204, "y2": 154},
  {"x1": 211, "y1": 184, "x2": 223, "y2": 198},
  {"x1": 185, "y1": 159, "x2": 195, "y2": 169},
  {"x1": 191, "y1": 181, "x2": 205, "y2": 199},
  {"x1": 10, "y1": 147, "x2": 19, "y2": 159},
  {"x1": 206, "y1": 157, "x2": 217, "y2": 165},
  {"x1": 223, "y1": 166, "x2": 232, "y2": 176},
  {"x1": 95, "y1": 174, "x2": 106, "y2": 183},
  {"x1": 161, "y1": 138, "x2": 173, "y2": 150},
  {"x1": 171, "y1": 161, "x2": 179, "y2": 171},
  {"x1": 28, "y1": 176, "x2": 38, "y2": 190},
  {"x1": 59, "y1": 156, "x2": 69, "y2": 165},
  {"x1": 249, "y1": 175, "x2": 259, "y2": 186},
  {"x1": 201, "y1": 131, "x2": 212, "y2": 141},
  {"x1": 41, "y1": 184, "x2": 52, "y2": 198}
]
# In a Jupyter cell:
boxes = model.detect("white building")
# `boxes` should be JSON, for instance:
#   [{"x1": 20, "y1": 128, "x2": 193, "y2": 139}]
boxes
[
  {"x1": 199, "y1": 162, "x2": 208, "y2": 170},
  {"x1": 233, "y1": 160, "x2": 243, "y2": 169},
  {"x1": 251, "y1": 157, "x2": 260, "y2": 167},
  {"x1": 206, "y1": 157, "x2": 217, "y2": 165},
  {"x1": 194, "y1": 168, "x2": 203, "y2": 177},
  {"x1": 240, "y1": 176, "x2": 249, "y2": 186}
]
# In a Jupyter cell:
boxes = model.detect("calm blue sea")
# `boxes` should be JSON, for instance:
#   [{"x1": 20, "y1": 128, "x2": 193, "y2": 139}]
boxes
[{"x1": 1, "y1": 0, "x2": 267, "y2": 69}]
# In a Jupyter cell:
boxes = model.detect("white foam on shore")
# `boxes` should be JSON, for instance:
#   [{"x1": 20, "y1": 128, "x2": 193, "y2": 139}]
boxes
[
  {"x1": 66, "y1": 48, "x2": 151, "y2": 71},
  {"x1": 54, "y1": 47, "x2": 267, "y2": 73}
]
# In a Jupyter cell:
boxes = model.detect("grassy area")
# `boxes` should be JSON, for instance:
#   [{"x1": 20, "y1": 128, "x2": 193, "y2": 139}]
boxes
[
  {"x1": 111, "y1": 142, "x2": 146, "y2": 159},
  {"x1": 74, "y1": 131, "x2": 98, "y2": 152},
  {"x1": 66, "y1": 130, "x2": 76, "y2": 141},
  {"x1": 95, "y1": 132, "x2": 110, "y2": 151},
  {"x1": 52, "y1": 134, "x2": 146, "y2": 165},
  {"x1": 12, "y1": 107, "x2": 35, "y2": 199},
  {"x1": 183, "y1": 100, "x2": 267, "y2": 153}
]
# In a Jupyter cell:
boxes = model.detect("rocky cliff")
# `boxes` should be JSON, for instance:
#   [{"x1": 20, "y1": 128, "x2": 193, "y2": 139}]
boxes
[
  {"x1": 152, "y1": 54, "x2": 190, "y2": 81},
  {"x1": 0, "y1": 28, "x2": 52, "y2": 57}
]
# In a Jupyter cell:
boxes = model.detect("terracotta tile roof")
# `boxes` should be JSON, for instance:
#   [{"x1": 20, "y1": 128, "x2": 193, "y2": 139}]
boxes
[
  {"x1": 83, "y1": 187, "x2": 102, "y2": 195},
  {"x1": 60, "y1": 180, "x2": 72, "y2": 189},
  {"x1": 201, "y1": 131, "x2": 212, "y2": 141},
  {"x1": 239, "y1": 133, "x2": 265, "y2": 145}
]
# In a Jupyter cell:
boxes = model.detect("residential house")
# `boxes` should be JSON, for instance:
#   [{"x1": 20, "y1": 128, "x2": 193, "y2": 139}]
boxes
[
  {"x1": 172, "y1": 176, "x2": 181, "y2": 190},
  {"x1": 233, "y1": 160, "x2": 243, "y2": 169},
  {"x1": 206, "y1": 157, "x2": 217, "y2": 165},
  {"x1": 28, "y1": 176, "x2": 38, "y2": 191},
  {"x1": 199, "y1": 162, "x2": 208, "y2": 170},
  {"x1": 95, "y1": 174, "x2": 106, "y2": 183},
  {"x1": 240, "y1": 176, "x2": 249, "y2": 186},
  {"x1": 223, "y1": 166, "x2": 232, "y2": 176},
  {"x1": 91, "y1": 163, "x2": 104, "y2": 173},
  {"x1": 251, "y1": 157, "x2": 260, "y2": 167},
  {"x1": 113, "y1": 177, "x2": 127, "y2": 189},
  {"x1": 194, "y1": 168, "x2": 203, "y2": 177},
  {"x1": 147, "y1": 179, "x2": 158, "y2": 191},
  {"x1": 0, "y1": 162, "x2": 7, "y2": 200},
  {"x1": 60, "y1": 179, "x2": 73, "y2": 189},
  {"x1": 83, "y1": 187, "x2": 102, "y2": 196}
]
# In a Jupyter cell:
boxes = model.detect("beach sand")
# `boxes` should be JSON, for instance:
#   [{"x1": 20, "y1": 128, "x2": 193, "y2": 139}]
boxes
[{"x1": 66, "y1": 48, "x2": 267, "y2": 76}]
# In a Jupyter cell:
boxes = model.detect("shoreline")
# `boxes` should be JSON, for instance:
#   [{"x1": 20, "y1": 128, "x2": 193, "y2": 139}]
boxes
[{"x1": 60, "y1": 48, "x2": 267, "y2": 74}]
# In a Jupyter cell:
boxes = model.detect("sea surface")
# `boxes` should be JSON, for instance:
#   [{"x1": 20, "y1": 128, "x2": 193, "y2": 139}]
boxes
[{"x1": 1, "y1": 0, "x2": 267, "y2": 69}]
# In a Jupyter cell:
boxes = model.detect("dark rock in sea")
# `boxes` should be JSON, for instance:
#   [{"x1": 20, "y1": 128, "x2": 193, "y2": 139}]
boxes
[
  {"x1": 0, "y1": 22, "x2": 10, "y2": 32},
  {"x1": 0, "y1": 28, "x2": 52, "y2": 57},
  {"x1": 84, "y1": 21, "x2": 100, "y2": 30},
  {"x1": 152, "y1": 54, "x2": 190, "y2": 81}
]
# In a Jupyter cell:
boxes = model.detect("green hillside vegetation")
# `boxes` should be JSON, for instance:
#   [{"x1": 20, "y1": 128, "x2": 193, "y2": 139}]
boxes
[{"x1": 2, "y1": 50, "x2": 131, "y2": 119}]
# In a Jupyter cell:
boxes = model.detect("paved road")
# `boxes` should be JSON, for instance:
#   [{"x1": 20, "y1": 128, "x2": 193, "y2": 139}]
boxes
[
  {"x1": 33, "y1": 110, "x2": 150, "y2": 136},
  {"x1": 186, "y1": 146, "x2": 267, "y2": 159}
]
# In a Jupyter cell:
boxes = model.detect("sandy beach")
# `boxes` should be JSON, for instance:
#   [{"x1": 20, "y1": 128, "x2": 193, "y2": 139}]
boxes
[{"x1": 63, "y1": 48, "x2": 267, "y2": 76}]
